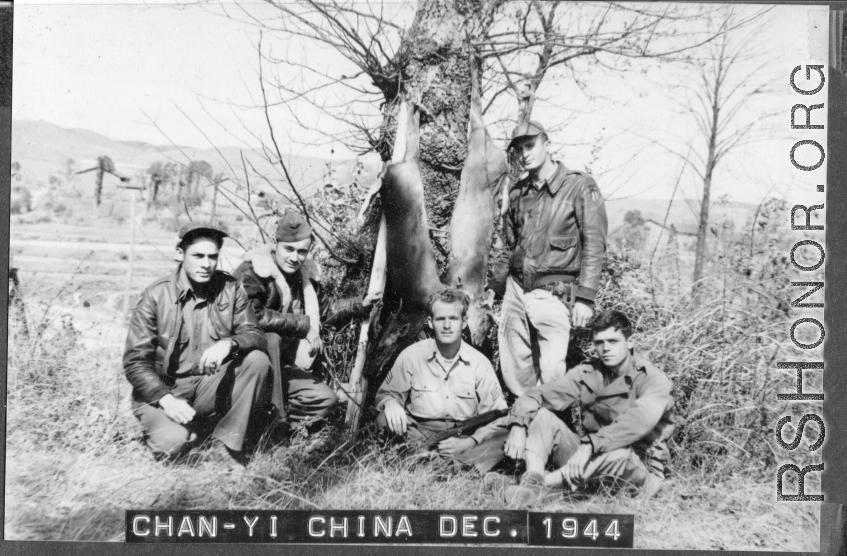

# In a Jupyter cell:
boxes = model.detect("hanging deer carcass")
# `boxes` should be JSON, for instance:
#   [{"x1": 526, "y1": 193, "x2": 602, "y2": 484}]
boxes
[
  {"x1": 447, "y1": 65, "x2": 508, "y2": 345},
  {"x1": 357, "y1": 76, "x2": 508, "y2": 409}
]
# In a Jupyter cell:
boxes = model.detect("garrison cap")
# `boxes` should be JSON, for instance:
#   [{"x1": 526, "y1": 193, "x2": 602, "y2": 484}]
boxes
[
  {"x1": 275, "y1": 211, "x2": 312, "y2": 243},
  {"x1": 507, "y1": 120, "x2": 547, "y2": 150},
  {"x1": 177, "y1": 221, "x2": 228, "y2": 243}
]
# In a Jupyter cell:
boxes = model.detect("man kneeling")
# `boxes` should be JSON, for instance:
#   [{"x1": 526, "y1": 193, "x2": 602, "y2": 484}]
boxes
[
  {"x1": 124, "y1": 223, "x2": 271, "y2": 466},
  {"x1": 499, "y1": 310, "x2": 675, "y2": 504},
  {"x1": 233, "y1": 211, "x2": 379, "y2": 429},
  {"x1": 375, "y1": 289, "x2": 508, "y2": 472}
]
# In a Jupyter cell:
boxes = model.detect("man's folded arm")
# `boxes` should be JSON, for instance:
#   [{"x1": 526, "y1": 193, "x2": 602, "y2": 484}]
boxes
[
  {"x1": 229, "y1": 284, "x2": 268, "y2": 354},
  {"x1": 319, "y1": 282, "x2": 369, "y2": 328},
  {"x1": 506, "y1": 370, "x2": 582, "y2": 428},
  {"x1": 123, "y1": 289, "x2": 170, "y2": 404},
  {"x1": 238, "y1": 268, "x2": 311, "y2": 338}
]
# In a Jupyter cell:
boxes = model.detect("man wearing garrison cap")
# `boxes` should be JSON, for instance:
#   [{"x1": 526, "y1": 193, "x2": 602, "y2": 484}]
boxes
[
  {"x1": 233, "y1": 211, "x2": 380, "y2": 429},
  {"x1": 493, "y1": 121, "x2": 609, "y2": 397}
]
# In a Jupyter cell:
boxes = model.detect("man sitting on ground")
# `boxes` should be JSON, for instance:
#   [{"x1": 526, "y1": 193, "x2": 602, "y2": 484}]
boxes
[
  {"x1": 233, "y1": 211, "x2": 380, "y2": 429},
  {"x1": 375, "y1": 289, "x2": 508, "y2": 472},
  {"x1": 495, "y1": 310, "x2": 675, "y2": 503},
  {"x1": 124, "y1": 222, "x2": 271, "y2": 466}
]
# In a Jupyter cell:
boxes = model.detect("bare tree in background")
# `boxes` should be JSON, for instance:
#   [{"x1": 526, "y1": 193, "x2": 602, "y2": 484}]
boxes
[
  {"x1": 207, "y1": 0, "x2": 770, "y2": 415},
  {"x1": 668, "y1": 7, "x2": 776, "y2": 286}
]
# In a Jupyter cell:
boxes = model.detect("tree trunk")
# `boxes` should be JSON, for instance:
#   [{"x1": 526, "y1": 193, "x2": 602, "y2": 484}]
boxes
[
  {"x1": 95, "y1": 168, "x2": 104, "y2": 207},
  {"x1": 211, "y1": 180, "x2": 219, "y2": 222},
  {"x1": 692, "y1": 168, "x2": 712, "y2": 285},
  {"x1": 361, "y1": 0, "x2": 504, "y2": 396},
  {"x1": 693, "y1": 74, "x2": 722, "y2": 287}
]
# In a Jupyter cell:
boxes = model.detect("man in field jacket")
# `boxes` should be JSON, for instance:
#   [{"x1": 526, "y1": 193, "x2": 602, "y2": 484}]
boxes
[
  {"x1": 495, "y1": 121, "x2": 608, "y2": 396},
  {"x1": 233, "y1": 211, "x2": 379, "y2": 426},
  {"x1": 497, "y1": 310, "x2": 675, "y2": 504},
  {"x1": 124, "y1": 223, "x2": 270, "y2": 465}
]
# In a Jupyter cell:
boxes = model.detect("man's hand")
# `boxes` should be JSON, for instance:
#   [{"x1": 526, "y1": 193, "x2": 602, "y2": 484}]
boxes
[
  {"x1": 559, "y1": 443, "x2": 593, "y2": 490},
  {"x1": 159, "y1": 394, "x2": 195, "y2": 425},
  {"x1": 571, "y1": 301, "x2": 594, "y2": 328},
  {"x1": 438, "y1": 436, "x2": 476, "y2": 456},
  {"x1": 363, "y1": 291, "x2": 383, "y2": 310},
  {"x1": 504, "y1": 425, "x2": 527, "y2": 460},
  {"x1": 198, "y1": 339, "x2": 234, "y2": 375},
  {"x1": 305, "y1": 328, "x2": 323, "y2": 357},
  {"x1": 382, "y1": 399, "x2": 409, "y2": 435}
]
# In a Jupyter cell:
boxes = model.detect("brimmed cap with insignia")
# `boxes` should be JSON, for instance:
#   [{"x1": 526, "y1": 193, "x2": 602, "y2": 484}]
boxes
[
  {"x1": 507, "y1": 120, "x2": 548, "y2": 150},
  {"x1": 177, "y1": 221, "x2": 228, "y2": 244}
]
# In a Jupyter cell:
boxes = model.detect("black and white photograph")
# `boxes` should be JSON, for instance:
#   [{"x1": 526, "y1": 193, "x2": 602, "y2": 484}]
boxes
[{"x1": 5, "y1": 0, "x2": 832, "y2": 549}]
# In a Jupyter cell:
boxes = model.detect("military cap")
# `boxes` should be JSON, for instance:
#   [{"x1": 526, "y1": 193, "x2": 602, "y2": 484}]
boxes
[
  {"x1": 507, "y1": 120, "x2": 548, "y2": 150},
  {"x1": 177, "y1": 221, "x2": 228, "y2": 243},
  {"x1": 275, "y1": 211, "x2": 312, "y2": 243}
]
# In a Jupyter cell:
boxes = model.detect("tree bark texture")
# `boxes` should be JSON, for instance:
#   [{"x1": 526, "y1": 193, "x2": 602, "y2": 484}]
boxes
[{"x1": 361, "y1": 0, "x2": 504, "y2": 396}]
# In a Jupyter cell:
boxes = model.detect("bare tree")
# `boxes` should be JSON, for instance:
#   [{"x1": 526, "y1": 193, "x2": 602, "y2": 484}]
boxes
[
  {"x1": 669, "y1": 7, "x2": 776, "y2": 285},
  {"x1": 204, "y1": 0, "x2": 772, "y2": 421},
  {"x1": 480, "y1": 2, "x2": 735, "y2": 122}
]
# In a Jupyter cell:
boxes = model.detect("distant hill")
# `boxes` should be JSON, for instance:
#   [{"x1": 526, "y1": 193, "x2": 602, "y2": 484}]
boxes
[
  {"x1": 605, "y1": 197, "x2": 758, "y2": 238},
  {"x1": 11, "y1": 120, "x2": 379, "y2": 197},
  {"x1": 12, "y1": 120, "x2": 760, "y2": 236}
]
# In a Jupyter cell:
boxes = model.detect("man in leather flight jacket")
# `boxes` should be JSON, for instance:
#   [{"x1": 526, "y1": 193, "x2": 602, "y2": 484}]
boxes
[
  {"x1": 124, "y1": 223, "x2": 271, "y2": 465},
  {"x1": 496, "y1": 121, "x2": 608, "y2": 396},
  {"x1": 233, "y1": 211, "x2": 380, "y2": 426}
]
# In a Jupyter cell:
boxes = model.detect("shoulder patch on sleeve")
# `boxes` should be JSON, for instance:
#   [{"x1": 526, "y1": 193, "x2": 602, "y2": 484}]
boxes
[{"x1": 585, "y1": 180, "x2": 601, "y2": 203}]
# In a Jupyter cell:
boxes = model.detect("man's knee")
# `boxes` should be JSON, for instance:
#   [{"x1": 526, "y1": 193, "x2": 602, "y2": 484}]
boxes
[
  {"x1": 528, "y1": 407, "x2": 558, "y2": 433},
  {"x1": 146, "y1": 424, "x2": 192, "y2": 460},
  {"x1": 375, "y1": 411, "x2": 388, "y2": 430},
  {"x1": 265, "y1": 332, "x2": 281, "y2": 350},
  {"x1": 313, "y1": 381, "x2": 338, "y2": 408},
  {"x1": 240, "y1": 350, "x2": 271, "y2": 380}
]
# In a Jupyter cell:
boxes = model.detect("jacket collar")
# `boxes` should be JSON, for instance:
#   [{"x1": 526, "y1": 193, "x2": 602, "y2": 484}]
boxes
[
  {"x1": 173, "y1": 265, "x2": 222, "y2": 304},
  {"x1": 525, "y1": 161, "x2": 569, "y2": 195},
  {"x1": 594, "y1": 352, "x2": 647, "y2": 396}
]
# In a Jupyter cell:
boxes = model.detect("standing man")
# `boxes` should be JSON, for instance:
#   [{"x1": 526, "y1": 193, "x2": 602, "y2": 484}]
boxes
[
  {"x1": 124, "y1": 223, "x2": 271, "y2": 465},
  {"x1": 375, "y1": 289, "x2": 508, "y2": 472},
  {"x1": 233, "y1": 211, "x2": 380, "y2": 427},
  {"x1": 497, "y1": 310, "x2": 675, "y2": 504},
  {"x1": 496, "y1": 122, "x2": 608, "y2": 396}
]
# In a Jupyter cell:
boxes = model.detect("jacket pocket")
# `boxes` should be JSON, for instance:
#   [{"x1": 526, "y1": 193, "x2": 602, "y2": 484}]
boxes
[
  {"x1": 547, "y1": 235, "x2": 580, "y2": 270},
  {"x1": 410, "y1": 377, "x2": 443, "y2": 418}
]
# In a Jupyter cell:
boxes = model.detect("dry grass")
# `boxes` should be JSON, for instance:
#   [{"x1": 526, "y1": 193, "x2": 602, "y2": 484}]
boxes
[{"x1": 4, "y1": 208, "x2": 822, "y2": 550}]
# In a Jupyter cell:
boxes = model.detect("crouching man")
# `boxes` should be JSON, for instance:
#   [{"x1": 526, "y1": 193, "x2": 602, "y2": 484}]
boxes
[
  {"x1": 233, "y1": 211, "x2": 380, "y2": 427},
  {"x1": 498, "y1": 310, "x2": 675, "y2": 504},
  {"x1": 375, "y1": 289, "x2": 508, "y2": 472},
  {"x1": 124, "y1": 223, "x2": 271, "y2": 466}
]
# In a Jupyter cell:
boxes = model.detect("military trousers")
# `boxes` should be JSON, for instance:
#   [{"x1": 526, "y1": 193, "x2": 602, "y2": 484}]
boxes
[
  {"x1": 266, "y1": 332, "x2": 338, "y2": 424},
  {"x1": 133, "y1": 350, "x2": 271, "y2": 459},
  {"x1": 498, "y1": 276, "x2": 571, "y2": 396},
  {"x1": 375, "y1": 411, "x2": 509, "y2": 473},
  {"x1": 525, "y1": 408, "x2": 650, "y2": 489}
]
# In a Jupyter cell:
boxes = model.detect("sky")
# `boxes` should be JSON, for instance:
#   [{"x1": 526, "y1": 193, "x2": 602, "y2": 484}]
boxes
[{"x1": 12, "y1": 1, "x2": 831, "y2": 205}]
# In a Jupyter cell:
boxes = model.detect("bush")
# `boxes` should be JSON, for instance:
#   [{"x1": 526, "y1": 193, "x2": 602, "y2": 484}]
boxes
[{"x1": 10, "y1": 187, "x2": 32, "y2": 215}]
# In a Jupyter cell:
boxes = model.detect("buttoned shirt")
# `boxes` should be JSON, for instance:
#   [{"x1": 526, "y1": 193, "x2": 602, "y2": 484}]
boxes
[
  {"x1": 173, "y1": 269, "x2": 218, "y2": 376},
  {"x1": 376, "y1": 338, "x2": 507, "y2": 443},
  {"x1": 508, "y1": 353, "x2": 675, "y2": 473}
]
